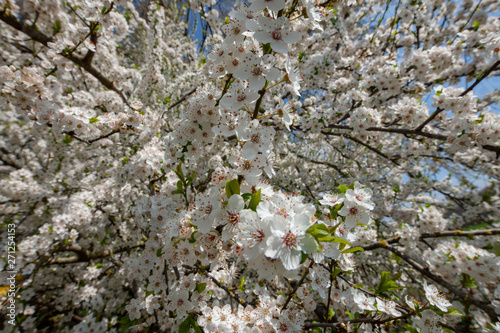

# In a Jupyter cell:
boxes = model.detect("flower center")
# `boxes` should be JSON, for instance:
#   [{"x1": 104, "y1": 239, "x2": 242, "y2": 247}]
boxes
[
  {"x1": 283, "y1": 232, "x2": 297, "y2": 248},
  {"x1": 276, "y1": 208, "x2": 288, "y2": 218},
  {"x1": 355, "y1": 194, "x2": 365, "y2": 201},
  {"x1": 253, "y1": 229, "x2": 265, "y2": 242},
  {"x1": 250, "y1": 133, "x2": 261, "y2": 143},
  {"x1": 251, "y1": 66, "x2": 263, "y2": 76},
  {"x1": 228, "y1": 212, "x2": 239, "y2": 225},
  {"x1": 279, "y1": 323, "x2": 288, "y2": 332},
  {"x1": 349, "y1": 206, "x2": 358, "y2": 215},
  {"x1": 271, "y1": 30, "x2": 282, "y2": 41},
  {"x1": 237, "y1": 93, "x2": 246, "y2": 102},
  {"x1": 242, "y1": 160, "x2": 252, "y2": 170}
]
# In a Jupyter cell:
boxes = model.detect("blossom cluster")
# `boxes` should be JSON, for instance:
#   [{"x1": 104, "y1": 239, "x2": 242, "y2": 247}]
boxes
[{"x1": 1, "y1": 0, "x2": 500, "y2": 332}]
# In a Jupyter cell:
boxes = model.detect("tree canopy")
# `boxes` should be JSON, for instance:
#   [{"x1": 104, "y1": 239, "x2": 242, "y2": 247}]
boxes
[{"x1": 0, "y1": 0, "x2": 499, "y2": 332}]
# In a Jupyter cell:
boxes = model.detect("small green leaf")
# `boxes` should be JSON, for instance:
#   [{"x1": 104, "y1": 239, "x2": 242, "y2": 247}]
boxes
[
  {"x1": 307, "y1": 223, "x2": 329, "y2": 238},
  {"x1": 195, "y1": 282, "x2": 207, "y2": 294},
  {"x1": 325, "y1": 236, "x2": 351, "y2": 246},
  {"x1": 239, "y1": 276, "x2": 245, "y2": 292},
  {"x1": 342, "y1": 247, "x2": 365, "y2": 254},
  {"x1": 241, "y1": 193, "x2": 252, "y2": 200},
  {"x1": 262, "y1": 42, "x2": 272, "y2": 54},
  {"x1": 225, "y1": 179, "x2": 240, "y2": 198},
  {"x1": 472, "y1": 20, "x2": 480, "y2": 31},
  {"x1": 475, "y1": 114, "x2": 484, "y2": 124},
  {"x1": 248, "y1": 189, "x2": 261, "y2": 211},
  {"x1": 338, "y1": 185, "x2": 348, "y2": 193},
  {"x1": 179, "y1": 316, "x2": 191, "y2": 333},
  {"x1": 63, "y1": 134, "x2": 73, "y2": 144},
  {"x1": 53, "y1": 20, "x2": 62, "y2": 35},
  {"x1": 176, "y1": 163, "x2": 184, "y2": 181},
  {"x1": 188, "y1": 231, "x2": 197, "y2": 243},
  {"x1": 445, "y1": 307, "x2": 463, "y2": 316},
  {"x1": 179, "y1": 315, "x2": 202, "y2": 333},
  {"x1": 89, "y1": 117, "x2": 99, "y2": 124}
]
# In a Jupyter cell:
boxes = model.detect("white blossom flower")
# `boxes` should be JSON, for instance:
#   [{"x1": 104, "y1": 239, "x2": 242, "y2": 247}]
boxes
[
  {"x1": 320, "y1": 193, "x2": 345, "y2": 207},
  {"x1": 423, "y1": 281, "x2": 452, "y2": 312},
  {"x1": 265, "y1": 214, "x2": 319, "y2": 270},
  {"x1": 285, "y1": 57, "x2": 303, "y2": 96},
  {"x1": 376, "y1": 298, "x2": 401, "y2": 317},
  {"x1": 251, "y1": 17, "x2": 302, "y2": 54},
  {"x1": 237, "y1": 209, "x2": 271, "y2": 260},
  {"x1": 353, "y1": 292, "x2": 376, "y2": 311}
]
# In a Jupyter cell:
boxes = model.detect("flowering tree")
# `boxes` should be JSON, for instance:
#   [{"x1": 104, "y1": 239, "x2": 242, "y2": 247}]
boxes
[{"x1": 1, "y1": 0, "x2": 500, "y2": 331}]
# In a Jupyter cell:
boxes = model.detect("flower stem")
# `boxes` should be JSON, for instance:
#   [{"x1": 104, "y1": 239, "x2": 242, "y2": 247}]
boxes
[
  {"x1": 281, "y1": 259, "x2": 314, "y2": 312},
  {"x1": 257, "y1": 112, "x2": 278, "y2": 119},
  {"x1": 265, "y1": 79, "x2": 286, "y2": 91}
]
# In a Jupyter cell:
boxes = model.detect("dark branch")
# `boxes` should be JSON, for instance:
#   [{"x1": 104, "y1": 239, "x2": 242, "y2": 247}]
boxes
[
  {"x1": 385, "y1": 245, "x2": 497, "y2": 319},
  {"x1": 0, "y1": 9, "x2": 129, "y2": 106}
]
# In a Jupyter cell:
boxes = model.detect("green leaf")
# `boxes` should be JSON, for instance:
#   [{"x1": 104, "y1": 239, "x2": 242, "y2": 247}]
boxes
[
  {"x1": 472, "y1": 20, "x2": 480, "y2": 31},
  {"x1": 445, "y1": 307, "x2": 463, "y2": 316},
  {"x1": 376, "y1": 271, "x2": 402, "y2": 294},
  {"x1": 63, "y1": 134, "x2": 73, "y2": 144},
  {"x1": 179, "y1": 315, "x2": 202, "y2": 333},
  {"x1": 248, "y1": 189, "x2": 261, "y2": 211},
  {"x1": 262, "y1": 42, "x2": 272, "y2": 54},
  {"x1": 186, "y1": 171, "x2": 195, "y2": 186},
  {"x1": 89, "y1": 117, "x2": 99, "y2": 124},
  {"x1": 327, "y1": 308, "x2": 335, "y2": 319},
  {"x1": 195, "y1": 282, "x2": 207, "y2": 294},
  {"x1": 176, "y1": 163, "x2": 185, "y2": 181},
  {"x1": 178, "y1": 316, "x2": 191, "y2": 333},
  {"x1": 241, "y1": 193, "x2": 252, "y2": 201},
  {"x1": 239, "y1": 276, "x2": 245, "y2": 292},
  {"x1": 461, "y1": 274, "x2": 477, "y2": 288},
  {"x1": 53, "y1": 20, "x2": 62, "y2": 35},
  {"x1": 342, "y1": 247, "x2": 365, "y2": 254},
  {"x1": 320, "y1": 236, "x2": 351, "y2": 246},
  {"x1": 225, "y1": 179, "x2": 240, "y2": 198},
  {"x1": 475, "y1": 114, "x2": 484, "y2": 124},
  {"x1": 338, "y1": 185, "x2": 348, "y2": 193},
  {"x1": 307, "y1": 223, "x2": 329, "y2": 238},
  {"x1": 331, "y1": 267, "x2": 341, "y2": 279},
  {"x1": 156, "y1": 249, "x2": 164, "y2": 257},
  {"x1": 300, "y1": 252, "x2": 309, "y2": 264},
  {"x1": 188, "y1": 231, "x2": 197, "y2": 243}
]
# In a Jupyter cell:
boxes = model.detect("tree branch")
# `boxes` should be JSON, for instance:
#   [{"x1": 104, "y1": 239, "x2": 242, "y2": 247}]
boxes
[
  {"x1": 385, "y1": 245, "x2": 497, "y2": 319},
  {"x1": 362, "y1": 228, "x2": 500, "y2": 251},
  {"x1": 415, "y1": 60, "x2": 500, "y2": 132},
  {"x1": 47, "y1": 242, "x2": 144, "y2": 265},
  {"x1": 0, "y1": 9, "x2": 130, "y2": 106}
]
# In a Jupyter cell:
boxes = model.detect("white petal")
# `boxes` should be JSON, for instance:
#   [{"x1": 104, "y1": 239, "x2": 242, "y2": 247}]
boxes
[
  {"x1": 282, "y1": 30, "x2": 302, "y2": 44},
  {"x1": 281, "y1": 249, "x2": 302, "y2": 270},
  {"x1": 265, "y1": 235, "x2": 282, "y2": 258},
  {"x1": 300, "y1": 234, "x2": 319, "y2": 254},
  {"x1": 270, "y1": 40, "x2": 289, "y2": 54},
  {"x1": 267, "y1": 0, "x2": 286, "y2": 11},
  {"x1": 254, "y1": 31, "x2": 273, "y2": 44},
  {"x1": 292, "y1": 213, "x2": 312, "y2": 233},
  {"x1": 228, "y1": 195, "x2": 244, "y2": 212}
]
